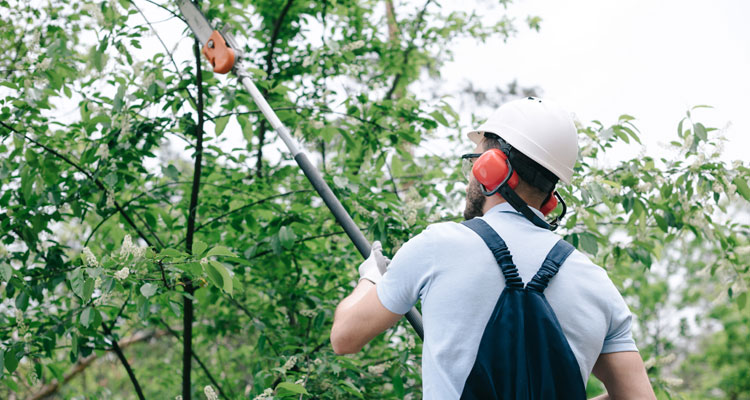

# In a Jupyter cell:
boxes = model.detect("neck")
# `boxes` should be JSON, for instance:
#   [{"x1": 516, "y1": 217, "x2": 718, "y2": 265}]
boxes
[{"x1": 483, "y1": 191, "x2": 542, "y2": 215}]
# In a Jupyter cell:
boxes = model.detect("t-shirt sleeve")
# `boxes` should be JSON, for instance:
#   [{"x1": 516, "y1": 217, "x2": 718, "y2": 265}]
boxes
[
  {"x1": 601, "y1": 290, "x2": 639, "y2": 353},
  {"x1": 376, "y1": 226, "x2": 436, "y2": 315}
]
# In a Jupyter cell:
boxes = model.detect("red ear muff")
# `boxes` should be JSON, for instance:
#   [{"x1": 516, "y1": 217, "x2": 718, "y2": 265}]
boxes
[
  {"x1": 472, "y1": 148, "x2": 519, "y2": 194},
  {"x1": 540, "y1": 191, "x2": 558, "y2": 216}
]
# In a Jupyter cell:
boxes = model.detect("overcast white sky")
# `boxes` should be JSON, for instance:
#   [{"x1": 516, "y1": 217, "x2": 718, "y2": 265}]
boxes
[
  {"x1": 442, "y1": 0, "x2": 750, "y2": 161},
  {"x1": 54, "y1": 0, "x2": 750, "y2": 165}
]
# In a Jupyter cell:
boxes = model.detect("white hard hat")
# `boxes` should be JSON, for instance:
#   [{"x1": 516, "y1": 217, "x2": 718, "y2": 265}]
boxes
[{"x1": 467, "y1": 97, "x2": 578, "y2": 184}]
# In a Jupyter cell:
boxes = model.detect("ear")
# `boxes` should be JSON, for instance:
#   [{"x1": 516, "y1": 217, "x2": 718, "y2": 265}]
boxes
[
  {"x1": 540, "y1": 191, "x2": 558, "y2": 216},
  {"x1": 472, "y1": 148, "x2": 519, "y2": 194}
]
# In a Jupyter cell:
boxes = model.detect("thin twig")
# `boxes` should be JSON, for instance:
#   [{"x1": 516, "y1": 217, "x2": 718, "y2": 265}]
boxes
[
  {"x1": 0, "y1": 120, "x2": 154, "y2": 248},
  {"x1": 128, "y1": 0, "x2": 197, "y2": 107},
  {"x1": 160, "y1": 319, "x2": 232, "y2": 400},
  {"x1": 101, "y1": 322, "x2": 146, "y2": 400},
  {"x1": 385, "y1": 0, "x2": 433, "y2": 100},
  {"x1": 174, "y1": 189, "x2": 312, "y2": 246}
]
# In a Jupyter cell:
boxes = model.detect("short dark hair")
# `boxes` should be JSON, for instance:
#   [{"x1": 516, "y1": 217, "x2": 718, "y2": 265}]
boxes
[{"x1": 482, "y1": 133, "x2": 558, "y2": 194}]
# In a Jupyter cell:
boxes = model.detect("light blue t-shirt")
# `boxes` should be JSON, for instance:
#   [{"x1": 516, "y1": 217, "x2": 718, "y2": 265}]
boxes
[{"x1": 377, "y1": 203, "x2": 638, "y2": 399}]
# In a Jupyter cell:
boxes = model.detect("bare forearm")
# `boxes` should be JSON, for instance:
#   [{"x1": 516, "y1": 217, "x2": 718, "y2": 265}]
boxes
[{"x1": 334, "y1": 280, "x2": 374, "y2": 316}]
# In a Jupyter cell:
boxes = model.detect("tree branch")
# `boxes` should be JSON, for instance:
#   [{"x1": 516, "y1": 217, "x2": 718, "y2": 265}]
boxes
[
  {"x1": 0, "y1": 120, "x2": 154, "y2": 248},
  {"x1": 26, "y1": 330, "x2": 167, "y2": 400},
  {"x1": 256, "y1": 0, "x2": 296, "y2": 176},
  {"x1": 128, "y1": 0, "x2": 197, "y2": 108},
  {"x1": 101, "y1": 322, "x2": 146, "y2": 400},
  {"x1": 385, "y1": 0, "x2": 433, "y2": 100},
  {"x1": 160, "y1": 320, "x2": 232, "y2": 400},
  {"x1": 181, "y1": 37, "x2": 207, "y2": 400},
  {"x1": 175, "y1": 189, "x2": 311, "y2": 246}
]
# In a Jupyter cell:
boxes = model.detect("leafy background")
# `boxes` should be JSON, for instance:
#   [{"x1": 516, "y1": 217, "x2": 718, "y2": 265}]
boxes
[{"x1": 0, "y1": 0, "x2": 748, "y2": 399}]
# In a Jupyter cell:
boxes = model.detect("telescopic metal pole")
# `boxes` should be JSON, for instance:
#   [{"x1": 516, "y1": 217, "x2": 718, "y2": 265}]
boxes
[{"x1": 226, "y1": 41, "x2": 425, "y2": 340}]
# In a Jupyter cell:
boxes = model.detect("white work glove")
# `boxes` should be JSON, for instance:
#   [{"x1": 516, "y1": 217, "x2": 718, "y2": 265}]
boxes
[{"x1": 358, "y1": 241, "x2": 391, "y2": 284}]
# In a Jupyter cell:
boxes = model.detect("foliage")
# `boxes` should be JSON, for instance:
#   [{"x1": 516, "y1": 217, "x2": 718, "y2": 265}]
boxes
[{"x1": 0, "y1": 0, "x2": 748, "y2": 399}]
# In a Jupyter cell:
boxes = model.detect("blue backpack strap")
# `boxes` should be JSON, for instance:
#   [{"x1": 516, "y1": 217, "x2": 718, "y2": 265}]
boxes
[
  {"x1": 461, "y1": 218, "x2": 524, "y2": 288},
  {"x1": 526, "y1": 239, "x2": 575, "y2": 292}
]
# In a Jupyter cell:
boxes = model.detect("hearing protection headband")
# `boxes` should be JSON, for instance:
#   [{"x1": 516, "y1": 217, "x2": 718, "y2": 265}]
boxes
[{"x1": 474, "y1": 148, "x2": 567, "y2": 231}]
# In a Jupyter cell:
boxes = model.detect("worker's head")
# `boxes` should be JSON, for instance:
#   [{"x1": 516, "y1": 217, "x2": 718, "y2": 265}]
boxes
[{"x1": 463, "y1": 97, "x2": 578, "y2": 220}]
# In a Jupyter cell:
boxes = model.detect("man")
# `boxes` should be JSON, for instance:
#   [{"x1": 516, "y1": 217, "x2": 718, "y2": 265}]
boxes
[{"x1": 331, "y1": 97, "x2": 655, "y2": 399}]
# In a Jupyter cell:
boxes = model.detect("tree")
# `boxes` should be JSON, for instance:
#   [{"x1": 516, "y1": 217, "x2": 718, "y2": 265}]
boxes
[{"x1": 1, "y1": 0, "x2": 748, "y2": 399}]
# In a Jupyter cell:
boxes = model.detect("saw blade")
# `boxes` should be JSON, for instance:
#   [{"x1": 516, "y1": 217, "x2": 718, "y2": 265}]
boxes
[{"x1": 177, "y1": 0, "x2": 214, "y2": 45}]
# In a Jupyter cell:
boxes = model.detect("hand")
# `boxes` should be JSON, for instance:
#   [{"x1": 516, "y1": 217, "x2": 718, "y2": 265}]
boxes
[{"x1": 358, "y1": 241, "x2": 391, "y2": 284}]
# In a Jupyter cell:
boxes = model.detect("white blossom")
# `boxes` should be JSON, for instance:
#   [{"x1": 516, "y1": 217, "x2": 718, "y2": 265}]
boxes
[
  {"x1": 636, "y1": 181, "x2": 652, "y2": 193},
  {"x1": 175, "y1": 396, "x2": 182, "y2": 400},
  {"x1": 106, "y1": 190, "x2": 115, "y2": 209},
  {"x1": 732, "y1": 160, "x2": 742, "y2": 169},
  {"x1": 406, "y1": 335, "x2": 416, "y2": 349},
  {"x1": 302, "y1": 55, "x2": 314, "y2": 68},
  {"x1": 311, "y1": 120, "x2": 324, "y2": 130},
  {"x1": 120, "y1": 235, "x2": 134, "y2": 257},
  {"x1": 0, "y1": 244, "x2": 7, "y2": 258},
  {"x1": 120, "y1": 114, "x2": 131, "y2": 136},
  {"x1": 143, "y1": 73, "x2": 155, "y2": 88},
  {"x1": 283, "y1": 355, "x2": 298, "y2": 371},
  {"x1": 39, "y1": 57, "x2": 51, "y2": 71},
  {"x1": 662, "y1": 377, "x2": 684, "y2": 386},
  {"x1": 344, "y1": 40, "x2": 365, "y2": 51},
  {"x1": 204, "y1": 385, "x2": 218, "y2": 400},
  {"x1": 294, "y1": 375, "x2": 307, "y2": 385},
  {"x1": 82, "y1": 247, "x2": 98, "y2": 267},
  {"x1": 313, "y1": 358, "x2": 322, "y2": 365},
  {"x1": 253, "y1": 388, "x2": 274, "y2": 400},
  {"x1": 96, "y1": 144, "x2": 110, "y2": 160},
  {"x1": 368, "y1": 364, "x2": 386, "y2": 375},
  {"x1": 299, "y1": 309, "x2": 316, "y2": 318},
  {"x1": 114, "y1": 267, "x2": 130, "y2": 281},
  {"x1": 16, "y1": 309, "x2": 27, "y2": 335}
]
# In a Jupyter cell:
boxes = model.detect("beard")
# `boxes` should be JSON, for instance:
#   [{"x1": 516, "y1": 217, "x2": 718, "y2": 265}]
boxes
[{"x1": 463, "y1": 178, "x2": 486, "y2": 220}]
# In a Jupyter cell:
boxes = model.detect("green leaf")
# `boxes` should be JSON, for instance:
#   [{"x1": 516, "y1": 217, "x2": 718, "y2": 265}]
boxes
[
  {"x1": 159, "y1": 248, "x2": 185, "y2": 257},
  {"x1": 15, "y1": 291, "x2": 29, "y2": 311},
  {"x1": 732, "y1": 176, "x2": 750, "y2": 201},
  {"x1": 4, "y1": 348, "x2": 19, "y2": 374},
  {"x1": 203, "y1": 261, "x2": 223, "y2": 290},
  {"x1": 82, "y1": 278, "x2": 95, "y2": 301},
  {"x1": 214, "y1": 115, "x2": 230, "y2": 136},
  {"x1": 429, "y1": 110, "x2": 449, "y2": 127},
  {"x1": 80, "y1": 307, "x2": 93, "y2": 328},
  {"x1": 693, "y1": 122, "x2": 707, "y2": 141},
  {"x1": 737, "y1": 292, "x2": 747, "y2": 311},
  {"x1": 163, "y1": 164, "x2": 179, "y2": 180},
  {"x1": 206, "y1": 246, "x2": 236, "y2": 258},
  {"x1": 279, "y1": 226, "x2": 297, "y2": 249},
  {"x1": 208, "y1": 260, "x2": 232, "y2": 295},
  {"x1": 0, "y1": 263, "x2": 11, "y2": 282},
  {"x1": 579, "y1": 232, "x2": 598, "y2": 255},
  {"x1": 340, "y1": 380, "x2": 365, "y2": 399},
  {"x1": 192, "y1": 240, "x2": 208, "y2": 256},
  {"x1": 0, "y1": 349, "x2": 4, "y2": 379},
  {"x1": 140, "y1": 283, "x2": 157, "y2": 298},
  {"x1": 276, "y1": 382, "x2": 310, "y2": 396}
]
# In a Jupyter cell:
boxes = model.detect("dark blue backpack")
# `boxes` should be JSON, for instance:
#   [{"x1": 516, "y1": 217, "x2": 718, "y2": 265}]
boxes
[{"x1": 460, "y1": 218, "x2": 586, "y2": 400}]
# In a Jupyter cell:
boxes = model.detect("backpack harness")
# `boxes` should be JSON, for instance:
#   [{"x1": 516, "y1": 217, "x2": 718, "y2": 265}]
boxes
[{"x1": 459, "y1": 218, "x2": 587, "y2": 400}]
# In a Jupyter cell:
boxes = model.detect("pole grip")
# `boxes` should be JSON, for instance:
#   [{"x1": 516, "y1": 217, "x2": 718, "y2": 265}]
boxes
[{"x1": 293, "y1": 153, "x2": 425, "y2": 340}]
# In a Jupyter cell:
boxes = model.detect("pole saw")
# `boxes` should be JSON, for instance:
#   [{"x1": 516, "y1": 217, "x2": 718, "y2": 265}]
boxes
[{"x1": 176, "y1": 0, "x2": 425, "y2": 340}]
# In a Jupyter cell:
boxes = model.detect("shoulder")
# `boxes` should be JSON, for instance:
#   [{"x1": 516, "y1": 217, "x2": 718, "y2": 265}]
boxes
[
  {"x1": 560, "y1": 248, "x2": 628, "y2": 310},
  {"x1": 405, "y1": 221, "x2": 474, "y2": 246}
]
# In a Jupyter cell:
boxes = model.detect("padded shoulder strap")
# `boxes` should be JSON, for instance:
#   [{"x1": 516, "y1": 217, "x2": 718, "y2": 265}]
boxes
[
  {"x1": 526, "y1": 239, "x2": 575, "y2": 292},
  {"x1": 461, "y1": 218, "x2": 524, "y2": 288}
]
